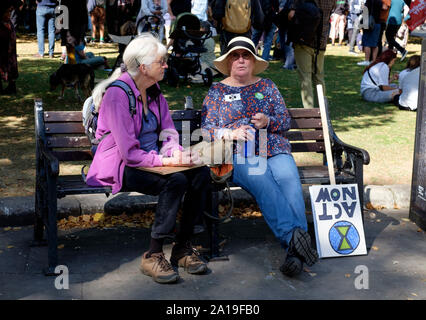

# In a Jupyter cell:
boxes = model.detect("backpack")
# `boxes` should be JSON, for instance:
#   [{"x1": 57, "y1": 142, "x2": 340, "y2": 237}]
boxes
[
  {"x1": 82, "y1": 80, "x2": 136, "y2": 155},
  {"x1": 288, "y1": 0, "x2": 323, "y2": 73},
  {"x1": 288, "y1": 0, "x2": 323, "y2": 46},
  {"x1": 222, "y1": 0, "x2": 252, "y2": 33}
]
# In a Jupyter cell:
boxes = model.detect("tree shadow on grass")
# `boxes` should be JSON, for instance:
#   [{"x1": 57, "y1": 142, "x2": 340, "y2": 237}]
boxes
[{"x1": 266, "y1": 52, "x2": 414, "y2": 133}]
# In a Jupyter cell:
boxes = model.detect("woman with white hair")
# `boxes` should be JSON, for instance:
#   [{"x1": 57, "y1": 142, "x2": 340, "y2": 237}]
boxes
[{"x1": 86, "y1": 33, "x2": 209, "y2": 284}]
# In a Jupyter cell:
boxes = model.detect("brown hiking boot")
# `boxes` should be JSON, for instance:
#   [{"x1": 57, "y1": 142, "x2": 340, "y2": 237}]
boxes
[
  {"x1": 140, "y1": 252, "x2": 179, "y2": 284},
  {"x1": 170, "y1": 242, "x2": 208, "y2": 275}
]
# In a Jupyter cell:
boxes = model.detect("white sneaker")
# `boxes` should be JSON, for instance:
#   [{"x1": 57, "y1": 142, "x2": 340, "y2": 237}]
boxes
[{"x1": 357, "y1": 60, "x2": 371, "y2": 66}]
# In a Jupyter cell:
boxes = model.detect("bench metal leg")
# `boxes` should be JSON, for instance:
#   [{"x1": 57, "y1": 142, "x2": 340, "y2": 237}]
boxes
[
  {"x1": 204, "y1": 189, "x2": 229, "y2": 262},
  {"x1": 355, "y1": 157, "x2": 365, "y2": 222},
  {"x1": 32, "y1": 187, "x2": 47, "y2": 246},
  {"x1": 44, "y1": 175, "x2": 59, "y2": 276}
]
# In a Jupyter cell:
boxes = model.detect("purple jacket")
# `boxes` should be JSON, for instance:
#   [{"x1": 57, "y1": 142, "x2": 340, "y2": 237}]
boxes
[{"x1": 86, "y1": 72, "x2": 183, "y2": 194}]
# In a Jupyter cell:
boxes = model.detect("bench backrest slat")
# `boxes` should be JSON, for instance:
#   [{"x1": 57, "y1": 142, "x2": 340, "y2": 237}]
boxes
[
  {"x1": 291, "y1": 142, "x2": 325, "y2": 153},
  {"x1": 47, "y1": 136, "x2": 91, "y2": 148},
  {"x1": 40, "y1": 108, "x2": 326, "y2": 161},
  {"x1": 285, "y1": 130, "x2": 323, "y2": 141},
  {"x1": 52, "y1": 150, "x2": 93, "y2": 161},
  {"x1": 45, "y1": 123, "x2": 86, "y2": 134},
  {"x1": 288, "y1": 109, "x2": 321, "y2": 118},
  {"x1": 290, "y1": 118, "x2": 323, "y2": 129},
  {"x1": 44, "y1": 111, "x2": 83, "y2": 122}
]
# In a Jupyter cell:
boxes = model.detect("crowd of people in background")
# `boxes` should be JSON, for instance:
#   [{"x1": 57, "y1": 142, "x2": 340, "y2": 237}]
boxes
[{"x1": 0, "y1": 0, "x2": 423, "y2": 109}]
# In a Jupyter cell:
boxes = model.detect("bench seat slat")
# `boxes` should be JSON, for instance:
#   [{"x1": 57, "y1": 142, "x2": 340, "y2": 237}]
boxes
[
  {"x1": 57, "y1": 175, "x2": 112, "y2": 196},
  {"x1": 298, "y1": 166, "x2": 355, "y2": 184}
]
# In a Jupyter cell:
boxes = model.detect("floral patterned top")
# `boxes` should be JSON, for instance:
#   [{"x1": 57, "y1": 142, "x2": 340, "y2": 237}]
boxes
[{"x1": 201, "y1": 78, "x2": 292, "y2": 157}]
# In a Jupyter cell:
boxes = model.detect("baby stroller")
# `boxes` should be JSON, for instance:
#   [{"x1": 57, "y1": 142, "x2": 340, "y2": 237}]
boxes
[
  {"x1": 166, "y1": 13, "x2": 213, "y2": 87},
  {"x1": 136, "y1": 14, "x2": 165, "y2": 42},
  {"x1": 109, "y1": 14, "x2": 165, "y2": 73}
]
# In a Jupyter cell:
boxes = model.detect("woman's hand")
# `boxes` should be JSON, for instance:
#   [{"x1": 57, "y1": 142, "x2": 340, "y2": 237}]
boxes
[
  {"x1": 250, "y1": 113, "x2": 269, "y2": 129},
  {"x1": 231, "y1": 125, "x2": 255, "y2": 141},
  {"x1": 162, "y1": 150, "x2": 200, "y2": 166},
  {"x1": 392, "y1": 73, "x2": 399, "y2": 81}
]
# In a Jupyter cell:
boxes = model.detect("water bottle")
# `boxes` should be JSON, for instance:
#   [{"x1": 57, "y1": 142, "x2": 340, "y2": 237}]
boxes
[
  {"x1": 184, "y1": 96, "x2": 193, "y2": 110},
  {"x1": 244, "y1": 126, "x2": 256, "y2": 158}
]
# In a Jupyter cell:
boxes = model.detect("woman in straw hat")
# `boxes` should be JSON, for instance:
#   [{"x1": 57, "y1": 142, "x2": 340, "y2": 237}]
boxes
[
  {"x1": 86, "y1": 33, "x2": 209, "y2": 284},
  {"x1": 201, "y1": 36, "x2": 318, "y2": 277}
]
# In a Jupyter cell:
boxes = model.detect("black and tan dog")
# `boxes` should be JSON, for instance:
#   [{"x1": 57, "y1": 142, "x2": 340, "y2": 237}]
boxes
[{"x1": 49, "y1": 63, "x2": 95, "y2": 101}]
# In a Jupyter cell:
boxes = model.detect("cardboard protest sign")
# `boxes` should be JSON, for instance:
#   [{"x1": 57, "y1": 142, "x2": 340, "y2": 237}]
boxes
[
  {"x1": 309, "y1": 184, "x2": 367, "y2": 258},
  {"x1": 406, "y1": 0, "x2": 426, "y2": 31},
  {"x1": 311, "y1": 85, "x2": 367, "y2": 259}
]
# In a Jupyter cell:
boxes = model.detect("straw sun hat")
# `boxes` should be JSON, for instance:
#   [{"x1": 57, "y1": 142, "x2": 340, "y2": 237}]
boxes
[{"x1": 213, "y1": 37, "x2": 269, "y2": 76}]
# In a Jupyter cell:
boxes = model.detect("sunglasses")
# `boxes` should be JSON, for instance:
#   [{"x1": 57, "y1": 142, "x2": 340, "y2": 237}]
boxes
[{"x1": 229, "y1": 51, "x2": 253, "y2": 61}]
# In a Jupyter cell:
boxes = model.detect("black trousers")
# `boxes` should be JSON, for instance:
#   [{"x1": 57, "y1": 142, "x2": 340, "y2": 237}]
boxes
[
  {"x1": 123, "y1": 166, "x2": 211, "y2": 242},
  {"x1": 386, "y1": 24, "x2": 405, "y2": 54}
]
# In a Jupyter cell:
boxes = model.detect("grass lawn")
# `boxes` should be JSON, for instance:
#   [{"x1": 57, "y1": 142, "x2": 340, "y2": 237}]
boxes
[{"x1": 0, "y1": 34, "x2": 422, "y2": 197}]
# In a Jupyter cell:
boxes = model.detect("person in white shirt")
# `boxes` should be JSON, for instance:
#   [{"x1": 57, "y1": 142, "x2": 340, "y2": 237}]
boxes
[
  {"x1": 360, "y1": 50, "x2": 400, "y2": 103},
  {"x1": 136, "y1": 0, "x2": 168, "y2": 39},
  {"x1": 395, "y1": 55, "x2": 420, "y2": 111},
  {"x1": 191, "y1": 0, "x2": 208, "y2": 21}
]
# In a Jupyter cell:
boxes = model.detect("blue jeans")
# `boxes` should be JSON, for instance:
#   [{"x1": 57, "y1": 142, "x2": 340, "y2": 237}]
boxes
[
  {"x1": 36, "y1": 6, "x2": 56, "y2": 56},
  {"x1": 278, "y1": 29, "x2": 296, "y2": 69},
  {"x1": 252, "y1": 24, "x2": 276, "y2": 61},
  {"x1": 232, "y1": 153, "x2": 307, "y2": 247}
]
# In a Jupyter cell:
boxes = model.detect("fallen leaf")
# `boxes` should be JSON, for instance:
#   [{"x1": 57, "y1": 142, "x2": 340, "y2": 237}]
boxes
[
  {"x1": 82, "y1": 215, "x2": 91, "y2": 222},
  {"x1": 57, "y1": 244, "x2": 65, "y2": 249},
  {"x1": 411, "y1": 293, "x2": 418, "y2": 297},
  {"x1": 393, "y1": 261, "x2": 399, "y2": 265},
  {"x1": 3, "y1": 227, "x2": 11, "y2": 231},
  {"x1": 345, "y1": 274, "x2": 351, "y2": 278},
  {"x1": 371, "y1": 246, "x2": 379, "y2": 251},
  {"x1": 12, "y1": 227, "x2": 21, "y2": 231},
  {"x1": 309, "y1": 273, "x2": 317, "y2": 277},
  {"x1": 93, "y1": 213, "x2": 104, "y2": 222},
  {"x1": 7, "y1": 245, "x2": 14, "y2": 249},
  {"x1": 401, "y1": 218, "x2": 410, "y2": 222}
]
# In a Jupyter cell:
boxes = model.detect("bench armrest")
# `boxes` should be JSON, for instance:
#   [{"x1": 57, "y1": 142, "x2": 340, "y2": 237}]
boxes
[
  {"x1": 38, "y1": 139, "x2": 59, "y2": 176},
  {"x1": 331, "y1": 130, "x2": 370, "y2": 166}
]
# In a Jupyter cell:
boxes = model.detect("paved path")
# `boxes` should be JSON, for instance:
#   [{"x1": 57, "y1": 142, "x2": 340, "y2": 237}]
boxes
[{"x1": 0, "y1": 209, "x2": 424, "y2": 300}]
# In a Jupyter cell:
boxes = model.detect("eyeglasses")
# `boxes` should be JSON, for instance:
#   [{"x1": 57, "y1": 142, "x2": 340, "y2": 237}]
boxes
[
  {"x1": 152, "y1": 58, "x2": 167, "y2": 67},
  {"x1": 229, "y1": 51, "x2": 253, "y2": 61}
]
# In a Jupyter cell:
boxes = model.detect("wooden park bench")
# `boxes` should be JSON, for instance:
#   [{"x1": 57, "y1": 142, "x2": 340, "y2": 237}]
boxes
[{"x1": 33, "y1": 98, "x2": 370, "y2": 275}]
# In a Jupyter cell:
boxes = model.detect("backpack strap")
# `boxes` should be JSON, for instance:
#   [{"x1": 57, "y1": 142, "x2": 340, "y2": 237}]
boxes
[
  {"x1": 367, "y1": 69, "x2": 378, "y2": 86},
  {"x1": 108, "y1": 80, "x2": 137, "y2": 117}
]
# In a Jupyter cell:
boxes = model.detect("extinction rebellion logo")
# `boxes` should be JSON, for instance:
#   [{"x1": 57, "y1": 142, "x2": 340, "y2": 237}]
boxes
[{"x1": 328, "y1": 220, "x2": 360, "y2": 255}]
